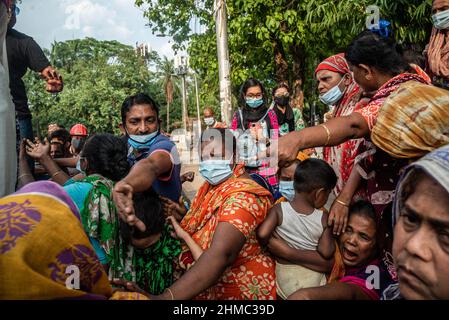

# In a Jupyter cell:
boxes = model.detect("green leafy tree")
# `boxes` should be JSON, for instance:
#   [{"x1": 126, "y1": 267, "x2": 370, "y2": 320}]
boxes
[
  {"x1": 24, "y1": 38, "x2": 182, "y2": 135},
  {"x1": 135, "y1": 0, "x2": 433, "y2": 123}
]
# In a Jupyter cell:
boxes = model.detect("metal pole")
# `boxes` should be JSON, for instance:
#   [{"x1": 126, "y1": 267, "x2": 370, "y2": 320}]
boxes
[
  {"x1": 214, "y1": 0, "x2": 232, "y2": 125},
  {"x1": 194, "y1": 74, "x2": 201, "y2": 136},
  {"x1": 181, "y1": 74, "x2": 188, "y2": 132}
]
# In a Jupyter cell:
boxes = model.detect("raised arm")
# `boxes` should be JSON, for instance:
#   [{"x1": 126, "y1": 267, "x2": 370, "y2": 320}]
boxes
[
  {"x1": 25, "y1": 138, "x2": 70, "y2": 185},
  {"x1": 328, "y1": 167, "x2": 362, "y2": 235}
]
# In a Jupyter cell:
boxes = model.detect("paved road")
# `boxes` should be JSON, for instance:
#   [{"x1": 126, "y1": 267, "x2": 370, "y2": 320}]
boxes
[{"x1": 181, "y1": 163, "x2": 203, "y2": 201}]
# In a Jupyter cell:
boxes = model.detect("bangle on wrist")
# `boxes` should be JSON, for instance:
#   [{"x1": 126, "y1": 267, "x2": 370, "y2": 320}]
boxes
[
  {"x1": 51, "y1": 170, "x2": 63, "y2": 179},
  {"x1": 18, "y1": 173, "x2": 32, "y2": 180},
  {"x1": 335, "y1": 199, "x2": 350, "y2": 207},
  {"x1": 165, "y1": 288, "x2": 174, "y2": 300}
]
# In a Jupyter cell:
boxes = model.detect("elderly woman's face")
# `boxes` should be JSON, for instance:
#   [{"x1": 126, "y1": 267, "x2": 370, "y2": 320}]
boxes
[
  {"x1": 393, "y1": 174, "x2": 449, "y2": 300},
  {"x1": 339, "y1": 213, "x2": 377, "y2": 268},
  {"x1": 316, "y1": 70, "x2": 344, "y2": 95}
]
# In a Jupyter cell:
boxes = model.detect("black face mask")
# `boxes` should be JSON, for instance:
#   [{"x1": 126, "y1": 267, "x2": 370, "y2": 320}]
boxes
[{"x1": 274, "y1": 96, "x2": 290, "y2": 107}]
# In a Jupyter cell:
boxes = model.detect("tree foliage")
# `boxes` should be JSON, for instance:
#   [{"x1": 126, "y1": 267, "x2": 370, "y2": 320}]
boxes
[
  {"x1": 24, "y1": 38, "x2": 202, "y2": 135},
  {"x1": 135, "y1": 0, "x2": 433, "y2": 121}
]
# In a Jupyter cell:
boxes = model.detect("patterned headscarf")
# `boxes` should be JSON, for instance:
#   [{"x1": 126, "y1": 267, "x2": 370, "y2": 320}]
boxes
[
  {"x1": 393, "y1": 144, "x2": 449, "y2": 226},
  {"x1": 371, "y1": 81, "x2": 449, "y2": 159},
  {"x1": 314, "y1": 53, "x2": 361, "y2": 116},
  {"x1": 0, "y1": 181, "x2": 112, "y2": 299},
  {"x1": 315, "y1": 53, "x2": 351, "y2": 76}
]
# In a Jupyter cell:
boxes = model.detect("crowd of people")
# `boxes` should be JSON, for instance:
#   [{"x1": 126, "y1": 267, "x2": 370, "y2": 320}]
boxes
[{"x1": 1, "y1": 0, "x2": 449, "y2": 300}]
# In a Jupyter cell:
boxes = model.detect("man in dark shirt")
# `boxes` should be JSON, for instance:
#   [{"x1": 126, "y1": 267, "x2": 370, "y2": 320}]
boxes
[{"x1": 6, "y1": 1, "x2": 63, "y2": 142}]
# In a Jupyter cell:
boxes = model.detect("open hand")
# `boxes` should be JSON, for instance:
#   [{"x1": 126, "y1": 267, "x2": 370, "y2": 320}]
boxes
[
  {"x1": 112, "y1": 181, "x2": 146, "y2": 232},
  {"x1": 25, "y1": 137, "x2": 50, "y2": 160},
  {"x1": 41, "y1": 66, "x2": 63, "y2": 93}
]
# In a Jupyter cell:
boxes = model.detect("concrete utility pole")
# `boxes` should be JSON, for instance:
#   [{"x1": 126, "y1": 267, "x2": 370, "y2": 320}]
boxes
[
  {"x1": 214, "y1": 0, "x2": 232, "y2": 125},
  {"x1": 175, "y1": 56, "x2": 189, "y2": 132},
  {"x1": 194, "y1": 74, "x2": 201, "y2": 136}
]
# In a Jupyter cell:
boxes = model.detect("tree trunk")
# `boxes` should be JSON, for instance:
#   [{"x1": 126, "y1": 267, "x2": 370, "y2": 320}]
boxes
[
  {"x1": 290, "y1": 44, "x2": 305, "y2": 110},
  {"x1": 166, "y1": 101, "x2": 170, "y2": 132},
  {"x1": 273, "y1": 37, "x2": 289, "y2": 85}
]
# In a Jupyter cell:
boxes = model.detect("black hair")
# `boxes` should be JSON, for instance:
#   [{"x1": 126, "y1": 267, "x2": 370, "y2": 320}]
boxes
[
  {"x1": 348, "y1": 200, "x2": 377, "y2": 225},
  {"x1": 272, "y1": 83, "x2": 290, "y2": 97},
  {"x1": 121, "y1": 93, "x2": 160, "y2": 124},
  {"x1": 120, "y1": 189, "x2": 165, "y2": 241},
  {"x1": 293, "y1": 158, "x2": 337, "y2": 193},
  {"x1": 200, "y1": 128, "x2": 237, "y2": 159},
  {"x1": 50, "y1": 129, "x2": 71, "y2": 144},
  {"x1": 345, "y1": 30, "x2": 410, "y2": 76},
  {"x1": 81, "y1": 133, "x2": 129, "y2": 181},
  {"x1": 402, "y1": 44, "x2": 426, "y2": 70},
  {"x1": 238, "y1": 78, "x2": 268, "y2": 109}
]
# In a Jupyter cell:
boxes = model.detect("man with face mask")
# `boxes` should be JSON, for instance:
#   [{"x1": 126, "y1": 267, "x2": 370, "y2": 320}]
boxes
[
  {"x1": 114, "y1": 93, "x2": 182, "y2": 232},
  {"x1": 203, "y1": 107, "x2": 226, "y2": 129},
  {"x1": 425, "y1": 0, "x2": 449, "y2": 90},
  {"x1": 6, "y1": 0, "x2": 63, "y2": 157},
  {"x1": 69, "y1": 123, "x2": 88, "y2": 156}
]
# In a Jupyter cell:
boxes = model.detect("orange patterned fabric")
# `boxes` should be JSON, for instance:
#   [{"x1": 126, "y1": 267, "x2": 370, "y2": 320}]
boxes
[{"x1": 180, "y1": 164, "x2": 276, "y2": 300}]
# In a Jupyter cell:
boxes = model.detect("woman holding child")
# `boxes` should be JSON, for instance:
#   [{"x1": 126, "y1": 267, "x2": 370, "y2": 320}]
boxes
[{"x1": 117, "y1": 128, "x2": 277, "y2": 300}]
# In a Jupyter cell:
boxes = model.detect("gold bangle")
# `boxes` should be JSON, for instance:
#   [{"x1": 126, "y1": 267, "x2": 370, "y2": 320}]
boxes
[
  {"x1": 321, "y1": 124, "x2": 331, "y2": 146},
  {"x1": 18, "y1": 173, "x2": 32, "y2": 180},
  {"x1": 165, "y1": 288, "x2": 174, "y2": 300},
  {"x1": 336, "y1": 199, "x2": 350, "y2": 207},
  {"x1": 51, "y1": 170, "x2": 62, "y2": 178}
]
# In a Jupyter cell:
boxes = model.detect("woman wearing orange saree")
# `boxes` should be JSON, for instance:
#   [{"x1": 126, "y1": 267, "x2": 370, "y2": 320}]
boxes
[{"x1": 142, "y1": 128, "x2": 276, "y2": 300}]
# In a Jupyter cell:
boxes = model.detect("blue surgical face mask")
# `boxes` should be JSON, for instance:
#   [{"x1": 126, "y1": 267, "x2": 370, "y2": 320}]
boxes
[
  {"x1": 432, "y1": 9, "x2": 449, "y2": 30},
  {"x1": 319, "y1": 76, "x2": 346, "y2": 106},
  {"x1": 199, "y1": 159, "x2": 233, "y2": 185},
  {"x1": 279, "y1": 180, "x2": 295, "y2": 201},
  {"x1": 127, "y1": 129, "x2": 159, "y2": 150},
  {"x1": 246, "y1": 97, "x2": 264, "y2": 109}
]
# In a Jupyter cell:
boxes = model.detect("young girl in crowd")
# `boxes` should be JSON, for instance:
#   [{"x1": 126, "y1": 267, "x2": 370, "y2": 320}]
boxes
[{"x1": 257, "y1": 158, "x2": 337, "y2": 299}]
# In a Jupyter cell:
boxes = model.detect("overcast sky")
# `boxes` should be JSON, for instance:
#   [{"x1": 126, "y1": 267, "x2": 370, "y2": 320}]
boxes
[{"x1": 15, "y1": 0, "x2": 176, "y2": 58}]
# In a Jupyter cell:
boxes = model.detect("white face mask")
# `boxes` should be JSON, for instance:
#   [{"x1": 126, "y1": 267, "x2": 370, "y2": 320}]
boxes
[
  {"x1": 319, "y1": 76, "x2": 346, "y2": 106},
  {"x1": 433, "y1": 9, "x2": 449, "y2": 30},
  {"x1": 204, "y1": 117, "x2": 215, "y2": 126}
]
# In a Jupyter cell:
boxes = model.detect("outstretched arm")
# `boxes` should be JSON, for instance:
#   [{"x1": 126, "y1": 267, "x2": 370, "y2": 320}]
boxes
[
  {"x1": 278, "y1": 113, "x2": 369, "y2": 166},
  {"x1": 113, "y1": 151, "x2": 173, "y2": 232}
]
